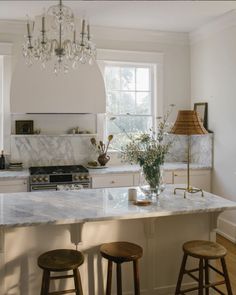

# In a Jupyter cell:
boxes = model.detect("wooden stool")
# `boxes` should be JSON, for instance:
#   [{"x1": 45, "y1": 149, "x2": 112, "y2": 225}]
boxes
[
  {"x1": 175, "y1": 240, "x2": 232, "y2": 295},
  {"x1": 100, "y1": 241, "x2": 143, "y2": 295},
  {"x1": 38, "y1": 249, "x2": 84, "y2": 295}
]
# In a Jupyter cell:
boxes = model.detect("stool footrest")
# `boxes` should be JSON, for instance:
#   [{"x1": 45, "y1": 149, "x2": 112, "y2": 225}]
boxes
[
  {"x1": 49, "y1": 289, "x2": 76, "y2": 295},
  {"x1": 208, "y1": 264, "x2": 224, "y2": 276},
  {"x1": 211, "y1": 285, "x2": 227, "y2": 295},
  {"x1": 184, "y1": 270, "x2": 199, "y2": 282},
  {"x1": 50, "y1": 274, "x2": 74, "y2": 280}
]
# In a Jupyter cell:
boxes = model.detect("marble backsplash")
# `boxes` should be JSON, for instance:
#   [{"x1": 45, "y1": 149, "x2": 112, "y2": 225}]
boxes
[
  {"x1": 166, "y1": 134, "x2": 213, "y2": 166},
  {"x1": 10, "y1": 135, "x2": 96, "y2": 167},
  {"x1": 10, "y1": 134, "x2": 213, "y2": 168}
]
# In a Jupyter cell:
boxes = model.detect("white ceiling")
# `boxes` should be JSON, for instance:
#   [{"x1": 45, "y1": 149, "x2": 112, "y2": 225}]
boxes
[{"x1": 0, "y1": 1, "x2": 236, "y2": 33}]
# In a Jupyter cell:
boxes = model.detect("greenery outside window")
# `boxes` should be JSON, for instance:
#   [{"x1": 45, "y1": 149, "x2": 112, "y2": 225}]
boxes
[{"x1": 104, "y1": 62, "x2": 155, "y2": 150}]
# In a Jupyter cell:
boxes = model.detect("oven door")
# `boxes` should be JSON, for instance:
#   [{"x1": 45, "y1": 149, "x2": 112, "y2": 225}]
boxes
[
  {"x1": 30, "y1": 182, "x2": 90, "y2": 191},
  {"x1": 30, "y1": 184, "x2": 58, "y2": 191}
]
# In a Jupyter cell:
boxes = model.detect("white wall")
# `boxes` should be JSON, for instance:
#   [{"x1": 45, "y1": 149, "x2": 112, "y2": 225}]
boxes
[{"x1": 190, "y1": 11, "x2": 236, "y2": 241}]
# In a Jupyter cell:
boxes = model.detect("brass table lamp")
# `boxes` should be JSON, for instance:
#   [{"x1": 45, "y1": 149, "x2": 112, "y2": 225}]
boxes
[{"x1": 171, "y1": 110, "x2": 208, "y2": 197}]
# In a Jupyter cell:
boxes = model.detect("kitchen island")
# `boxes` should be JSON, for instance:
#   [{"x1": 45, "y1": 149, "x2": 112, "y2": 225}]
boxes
[{"x1": 0, "y1": 186, "x2": 235, "y2": 295}]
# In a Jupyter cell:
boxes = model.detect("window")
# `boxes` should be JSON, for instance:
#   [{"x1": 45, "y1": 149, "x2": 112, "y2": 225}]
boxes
[{"x1": 104, "y1": 62, "x2": 155, "y2": 150}]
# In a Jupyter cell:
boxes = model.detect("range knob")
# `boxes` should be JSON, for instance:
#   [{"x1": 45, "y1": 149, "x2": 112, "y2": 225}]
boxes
[
  {"x1": 32, "y1": 177, "x2": 37, "y2": 182},
  {"x1": 84, "y1": 175, "x2": 89, "y2": 180},
  {"x1": 38, "y1": 177, "x2": 43, "y2": 182},
  {"x1": 74, "y1": 175, "x2": 79, "y2": 180},
  {"x1": 43, "y1": 177, "x2": 49, "y2": 182},
  {"x1": 79, "y1": 175, "x2": 84, "y2": 180}
]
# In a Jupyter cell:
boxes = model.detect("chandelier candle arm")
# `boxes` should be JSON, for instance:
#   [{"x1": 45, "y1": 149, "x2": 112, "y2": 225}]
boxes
[
  {"x1": 26, "y1": 21, "x2": 33, "y2": 49},
  {"x1": 81, "y1": 19, "x2": 86, "y2": 46},
  {"x1": 87, "y1": 24, "x2": 90, "y2": 41},
  {"x1": 41, "y1": 16, "x2": 46, "y2": 45}
]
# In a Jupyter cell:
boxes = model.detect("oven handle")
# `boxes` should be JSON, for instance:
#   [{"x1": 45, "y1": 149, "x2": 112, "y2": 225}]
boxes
[{"x1": 31, "y1": 185, "x2": 58, "y2": 191}]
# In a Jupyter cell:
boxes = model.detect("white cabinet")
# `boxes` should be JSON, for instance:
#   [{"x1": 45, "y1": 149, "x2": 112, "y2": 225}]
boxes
[
  {"x1": 0, "y1": 179, "x2": 28, "y2": 193},
  {"x1": 133, "y1": 170, "x2": 173, "y2": 186},
  {"x1": 173, "y1": 169, "x2": 211, "y2": 192},
  {"x1": 92, "y1": 174, "x2": 134, "y2": 188},
  {"x1": 91, "y1": 169, "x2": 211, "y2": 192}
]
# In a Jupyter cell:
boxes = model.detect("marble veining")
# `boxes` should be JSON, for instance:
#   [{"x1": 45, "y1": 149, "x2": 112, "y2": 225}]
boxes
[
  {"x1": 0, "y1": 185, "x2": 235, "y2": 228},
  {"x1": 10, "y1": 135, "x2": 96, "y2": 167},
  {"x1": 10, "y1": 134, "x2": 213, "y2": 168},
  {"x1": 166, "y1": 134, "x2": 213, "y2": 166},
  {"x1": 0, "y1": 169, "x2": 29, "y2": 180}
]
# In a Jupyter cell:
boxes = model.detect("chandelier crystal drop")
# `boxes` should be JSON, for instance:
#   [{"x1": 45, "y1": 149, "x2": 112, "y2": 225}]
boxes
[{"x1": 22, "y1": 0, "x2": 96, "y2": 74}]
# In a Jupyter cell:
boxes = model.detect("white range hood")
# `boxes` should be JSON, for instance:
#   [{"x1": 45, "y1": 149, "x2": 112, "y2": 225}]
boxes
[{"x1": 10, "y1": 56, "x2": 106, "y2": 113}]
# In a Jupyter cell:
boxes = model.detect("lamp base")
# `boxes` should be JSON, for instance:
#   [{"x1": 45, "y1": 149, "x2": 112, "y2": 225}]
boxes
[{"x1": 174, "y1": 187, "x2": 204, "y2": 198}]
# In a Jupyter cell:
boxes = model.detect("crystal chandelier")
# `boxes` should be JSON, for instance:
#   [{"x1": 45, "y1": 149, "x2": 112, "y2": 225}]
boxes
[{"x1": 22, "y1": 0, "x2": 96, "y2": 74}]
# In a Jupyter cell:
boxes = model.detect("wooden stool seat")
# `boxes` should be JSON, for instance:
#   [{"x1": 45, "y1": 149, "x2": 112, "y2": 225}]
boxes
[
  {"x1": 38, "y1": 249, "x2": 84, "y2": 271},
  {"x1": 100, "y1": 241, "x2": 143, "y2": 263},
  {"x1": 38, "y1": 249, "x2": 84, "y2": 295},
  {"x1": 183, "y1": 240, "x2": 227, "y2": 259},
  {"x1": 100, "y1": 241, "x2": 143, "y2": 295},
  {"x1": 175, "y1": 240, "x2": 232, "y2": 295}
]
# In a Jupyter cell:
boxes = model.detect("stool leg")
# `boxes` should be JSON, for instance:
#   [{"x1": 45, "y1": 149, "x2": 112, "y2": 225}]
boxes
[
  {"x1": 175, "y1": 253, "x2": 188, "y2": 295},
  {"x1": 220, "y1": 258, "x2": 233, "y2": 295},
  {"x1": 106, "y1": 260, "x2": 113, "y2": 295},
  {"x1": 133, "y1": 260, "x2": 140, "y2": 295},
  {"x1": 198, "y1": 258, "x2": 204, "y2": 295},
  {"x1": 73, "y1": 268, "x2": 83, "y2": 295},
  {"x1": 40, "y1": 270, "x2": 50, "y2": 295},
  {"x1": 204, "y1": 259, "x2": 209, "y2": 295},
  {"x1": 116, "y1": 263, "x2": 122, "y2": 295}
]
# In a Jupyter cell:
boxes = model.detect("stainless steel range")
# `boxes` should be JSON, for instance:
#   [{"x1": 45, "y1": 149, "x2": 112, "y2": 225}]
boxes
[{"x1": 29, "y1": 165, "x2": 90, "y2": 191}]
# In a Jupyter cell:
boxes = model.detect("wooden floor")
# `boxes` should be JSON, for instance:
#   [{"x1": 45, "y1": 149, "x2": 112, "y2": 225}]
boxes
[{"x1": 216, "y1": 234, "x2": 236, "y2": 294}]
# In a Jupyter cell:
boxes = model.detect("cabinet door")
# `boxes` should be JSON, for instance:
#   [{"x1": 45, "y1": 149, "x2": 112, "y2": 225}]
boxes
[
  {"x1": 92, "y1": 174, "x2": 134, "y2": 188},
  {"x1": 173, "y1": 170, "x2": 211, "y2": 192},
  {"x1": 0, "y1": 179, "x2": 28, "y2": 193},
  {"x1": 133, "y1": 171, "x2": 173, "y2": 186}
]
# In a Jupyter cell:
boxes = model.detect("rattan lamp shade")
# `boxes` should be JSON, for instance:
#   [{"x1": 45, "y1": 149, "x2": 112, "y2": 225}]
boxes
[{"x1": 171, "y1": 110, "x2": 208, "y2": 135}]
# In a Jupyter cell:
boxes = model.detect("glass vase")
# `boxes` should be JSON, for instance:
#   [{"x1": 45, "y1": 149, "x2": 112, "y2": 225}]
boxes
[{"x1": 139, "y1": 164, "x2": 165, "y2": 200}]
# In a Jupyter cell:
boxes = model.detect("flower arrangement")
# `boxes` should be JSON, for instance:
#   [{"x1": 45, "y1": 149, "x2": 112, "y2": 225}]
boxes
[{"x1": 121, "y1": 106, "x2": 174, "y2": 195}]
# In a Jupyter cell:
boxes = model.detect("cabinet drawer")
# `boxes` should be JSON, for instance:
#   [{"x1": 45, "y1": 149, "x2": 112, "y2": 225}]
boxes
[
  {"x1": 0, "y1": 179, "x2": 27, "y2": 186},
  {"x1": 92, "y1": 174, "x2": 134, "y2": 188},
  {"x1": 164, "y1": 171, "x2": 173, "y2": 184},
  {"x1": 0, "y1": 179, "x2": 28, "y2": 192}
]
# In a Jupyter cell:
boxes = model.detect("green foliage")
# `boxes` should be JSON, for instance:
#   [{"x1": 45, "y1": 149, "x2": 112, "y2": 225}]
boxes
[{"x1": 121, "y1": 107, "x2": 174, "y2": 167}]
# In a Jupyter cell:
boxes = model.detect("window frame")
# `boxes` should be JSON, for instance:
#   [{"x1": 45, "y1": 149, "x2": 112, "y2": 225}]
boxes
[
  {"x1": 97, "y1": 49, "x2": 164, "y2": 151},
  {"x1": 103, "y1": 61, "x2": 156, "y2": 150}
]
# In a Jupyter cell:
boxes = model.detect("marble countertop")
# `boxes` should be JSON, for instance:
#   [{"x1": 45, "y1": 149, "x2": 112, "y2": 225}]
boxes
[
  {"x1": 0, "y1": 169, "x2": 29, "y2": 180},
  {"x1": 0, "y1": 163, "x2": 212, "y2": 180},
  {"x1": 88, "y1": 163, "x2": 212, "y2": 175},
  {"x1": 0, "y1": 185, "x2": 235, "y2": 229}
]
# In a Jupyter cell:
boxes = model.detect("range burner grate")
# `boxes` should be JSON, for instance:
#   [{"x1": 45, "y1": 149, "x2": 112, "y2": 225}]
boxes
[{"x1": 29, "y1": 165, "x2": 88, "y2": 175}]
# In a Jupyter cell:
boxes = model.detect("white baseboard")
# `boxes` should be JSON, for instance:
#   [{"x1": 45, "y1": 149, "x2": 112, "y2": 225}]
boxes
[
  {"x1": 115, "y1": 283, "x2": 196, "y2": 295},
  {"x1": 217, "y1": 217, "x2": 236, "y2": 243}
]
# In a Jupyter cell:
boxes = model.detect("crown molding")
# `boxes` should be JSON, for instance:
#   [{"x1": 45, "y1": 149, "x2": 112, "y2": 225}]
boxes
[
  {"x1": 93, "y1": 25, "x2": 189, "y2": 45},
  {"x1": 0, "y1": 20, "x2": 189, "y2": 46},
  {"x1": 0, "y1": 20, "x2": 25, "y2": 35},
  {"x1": 190, "y1": 9, "x2": 236, "y2": 45},
  {"x1": 0, "y1": 42, "x2": 12, "y2": 55}
]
